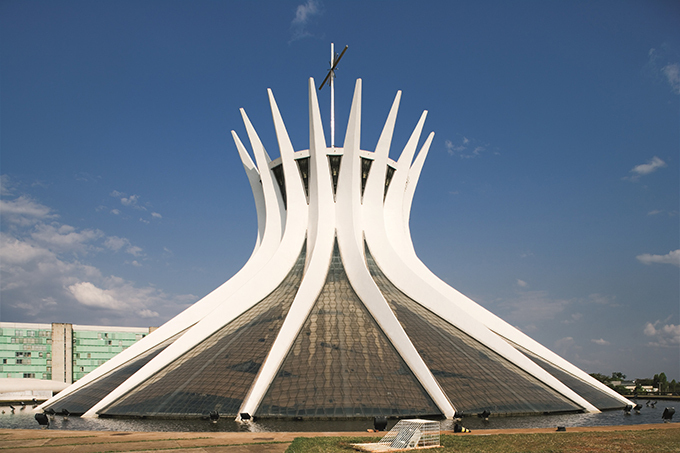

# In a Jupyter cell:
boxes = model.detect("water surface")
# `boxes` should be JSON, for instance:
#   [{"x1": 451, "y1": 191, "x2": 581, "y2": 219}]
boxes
[{"x1": 0, "y1": 399, "x2": 676, "y2": 432}]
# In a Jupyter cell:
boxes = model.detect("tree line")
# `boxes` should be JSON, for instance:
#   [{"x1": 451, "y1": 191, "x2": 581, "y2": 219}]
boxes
[{"x1": 589, "y1": 371, "x2": 679, "y2": 395}]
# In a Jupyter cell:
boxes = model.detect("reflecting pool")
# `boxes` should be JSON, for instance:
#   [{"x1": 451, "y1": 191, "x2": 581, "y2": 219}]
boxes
[{"x1": 0, "y1": 399, "x2": 676, "y2": 432}]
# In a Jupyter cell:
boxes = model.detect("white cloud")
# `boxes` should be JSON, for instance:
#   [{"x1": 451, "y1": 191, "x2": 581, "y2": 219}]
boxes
[
  {"x1": 445, "y1": 136, "x2": 495, "y2": 159},
  {"x1": 68, "y1": 281, "x2": 118, "y2": 309},
  {"x1": 564, "y1": 312, "x2": 583, "y2": 324},
  {"x1": 1, "y1": 175, "x2": 13, "y2": 196},
  {"x1": 647, "y1": 46, "x2": 680, "y2": 95},
  {"x1": 636, "y1": 249, "x2": 680, "y2": 267},
  {"x1": 591, "y1": 338, "x2": 610, "y2": 346},
  {"x1": 121, "y1": 194, "x2": 147, "y2": 211},
  {"x1": 516, "y1": 279, "x2": 528, "y2": 287},
  {"x1": 0, "y1": 189, "x2": 193, "y2": 325},
  {"x1": 624, "y1": 156, "x2": 667, "y2": 181},
  {"x1": 0, "y1": 233, "x2": 51, "y2": 265},
  {"x1": 498, "y1": 290, "x2": 571, "y2": 327},
  {"x1": 108, "y1": 189, "x2": 160, "y2": 221},
  {"x1": 587, "y1": 293, "x2": 617, "y2": 306},
  {"x1": 104, "y1": 236, "x2": 144, "y2": 257},
  {"x1": 554, "y1": 337, "x2": 577, "y2": 356},
  {"x1": 662, "y1": 63, "x2": 680, "y2": 94},
  {"x1": 68, "y1": 280, "x2": 161, "y2": 318},
  {"x1": 290, "y1": 0, "x2": 321, "y2": 42},
  {"x1": 31, "y1": 223, "x2": 104, "y2": 254},
  {"x1": 104, "y1": 236, "x2": 128, "y2": 252},
  {"x1": 0, "y1": 196, "x2": 55, "y2": 225},
  {"x1": 292, "y1": 0, "x2": 319, "y2": 25},
  {"x1": 644, "y1": 320, "x2": 680, "y2": 347},
  {"x1": 126, "y1": 245, "x2": 143, "y2": 257}
]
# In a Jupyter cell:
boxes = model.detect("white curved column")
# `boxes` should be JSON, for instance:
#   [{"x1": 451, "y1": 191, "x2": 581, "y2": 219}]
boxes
[
  {"x1": 383, "y1": 111, "x2": 427, "y2": 256},
  {"x1": 84, "y1": 98, "x2": 308, "y2": 418},
  {"x1": 240, "y1": 109, "x2": 285, "y2": 244},
  {"x1": 334, "y1": 80, "x2": 455, "y2": 417},
  {"x1": 401, "y1": 132, "x2": 433, "y2": 259},
  {"x1": 237, "y1": 78, "x2": 336, "y2": 418},
  {"x1": 233, "y1": 132, "x2": 267, "y2": 255}
]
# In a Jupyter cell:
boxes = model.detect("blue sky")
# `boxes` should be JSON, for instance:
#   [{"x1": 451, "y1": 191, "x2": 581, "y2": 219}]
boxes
[{"x1": 1, "y1": 0, "x2": 678, "y2": 381}]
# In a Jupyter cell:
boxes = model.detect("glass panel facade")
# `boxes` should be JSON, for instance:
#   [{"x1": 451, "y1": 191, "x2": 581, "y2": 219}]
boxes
[
  {"x1": 509, "y1": 341, "x2": 626, "y2": 410},
  {"x1": 384, "y1": 165, "x2": 395, "y2": 201},
  {"x1": 360, "y1": 157, "x2": 373, "y2": 199},
  {"x1": 365, "y1": 245, "x2": 583, "y2": 415},
  {"x1": 328, "y1": 155, "x2": 342, "y2": 199},
  {"x1": 44, "y1": 331, "x2": 185, "y2": 415},
  {"x1": 257, "y1": 240, "x2": 440, "y2": 418},
  {"x1": 271, "y1": 163, "x2": 287, "y2": 210},
  {"x1": 0, "y1": 325, "x2": 52, "y2": 380},
  {"x1": 295, "y1": 157, "x2": 309, "y2": 201},
  {"x1": 100, "y1": 244, "x2": 307, "y2": 418}
]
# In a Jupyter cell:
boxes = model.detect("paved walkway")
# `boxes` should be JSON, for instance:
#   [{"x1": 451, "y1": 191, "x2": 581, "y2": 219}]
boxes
[{"x1": 0, "y1": 423, "x2": 677, "y2": 452}]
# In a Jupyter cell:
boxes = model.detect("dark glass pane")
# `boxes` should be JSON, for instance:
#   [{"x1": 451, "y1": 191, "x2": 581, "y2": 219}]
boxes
[
  {"x1": 384, "y1": 165, "x2": 395, "y2": 201},
  {"x1": 328, "y1": 155, "x2": 342, "y2": 199},
  {"x1": 271, "y1": 163, "x2": 287, "y2": 210},
  {"x1": 365, "y1": 245, "x2": 583, "y2": 416},
  {"x1": 43, "y1": 331, "x2": 185, "y2": 415},
  {"x1": 257, "y1": 239, "x2": 441, "y2": 419},
  {"x1": 295, "y1": 157, "x2": 309, "y2": 201},
  {"x1": 100, "y1": 244, "x2": 307, "y2": 418},
  {"x1": 509, "y1": 341, "x2": 627, "y2": 410},
  {"x1": 360, "y1": 157, "x2": 373, "y2": 200}
]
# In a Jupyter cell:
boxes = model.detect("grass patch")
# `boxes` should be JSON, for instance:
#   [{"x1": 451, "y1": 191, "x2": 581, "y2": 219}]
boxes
[{"x1": 286, "y1": 429, "x2": 680, "y2": 453}]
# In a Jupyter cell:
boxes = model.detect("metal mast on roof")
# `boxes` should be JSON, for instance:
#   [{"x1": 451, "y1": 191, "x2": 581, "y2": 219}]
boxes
[{"x1": 319, "y1": 43, "x2": 348, "y2": 148}]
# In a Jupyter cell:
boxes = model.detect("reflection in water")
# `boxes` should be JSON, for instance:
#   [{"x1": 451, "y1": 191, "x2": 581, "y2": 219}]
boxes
[{"x1": 0, "y1": 400, "x2": 676, "y2": 432}]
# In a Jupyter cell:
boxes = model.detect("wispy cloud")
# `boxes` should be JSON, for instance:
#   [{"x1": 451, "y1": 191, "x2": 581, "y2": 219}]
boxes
[
  {"x1": 108, "y1": 190, "x2": 162, "y2": 221},
  {"x1": 445, "y1": 136, "x2": 497, "y2": 159},
  {"x1": 624, "y1": 156, "x2": 666, "y2": 181},
  {"x1": 497, "y1": 290, "x2": 571, "y2": 329},
  {"x1": 290, "y1": 0, "x2": 322, "y2": 42},
  {"x1": 636, "y1": 249, "x2": 680, "y2": 267},
  {"x1": 554, "y1": 336, "x2": 578, "y2": 357},
  {"x1": 644, "y1": 319, "x2": 680, "y2": 348},
  {"x1": 647, "y1": 46, "x2": 680, "y2": 95},
  {"x1": 0, "y1": 196, "x2": 56, "y2": 226},
  {"x1": 662, "y1": 63, "x2": 680, "y2": 94},
  {"x1": 104, "y1": 236, "x2": 145, "y2": 257},
  {"x1": 0, "y1": 187, "x2": 191, "y2": 325},
  {"x1": 591, "y1": 338, "x2": 610, "y2": 346}
]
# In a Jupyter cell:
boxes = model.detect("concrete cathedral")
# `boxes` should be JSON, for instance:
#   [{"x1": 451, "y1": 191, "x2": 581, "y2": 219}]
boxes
[{"x1": 40, "y1": 78, "x2": 631, "y2": 420}]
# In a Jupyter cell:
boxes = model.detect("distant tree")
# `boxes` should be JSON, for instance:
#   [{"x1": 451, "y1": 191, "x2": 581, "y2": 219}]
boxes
[
  {"x1": 589, "y1": 373, "x2": 611, "y2": 385},
  {"x1": 653, "y1": 372, "x2": 668, "y2": 393},
  {"x1": 612, "y1": 385, "x2": 629, "y2": 395},
  {"x1": 611, "y1": 371, "x2": 626, "y2": 380}
]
